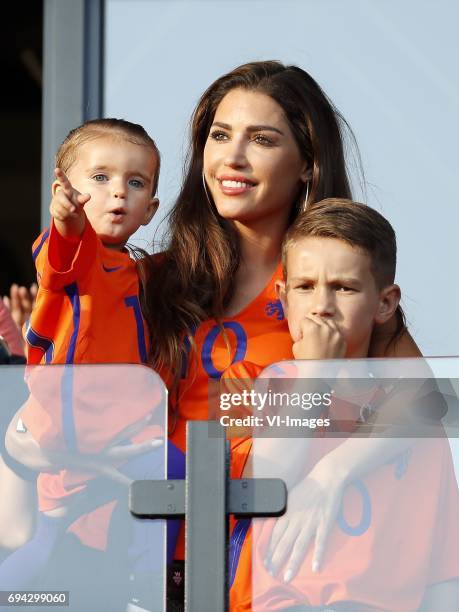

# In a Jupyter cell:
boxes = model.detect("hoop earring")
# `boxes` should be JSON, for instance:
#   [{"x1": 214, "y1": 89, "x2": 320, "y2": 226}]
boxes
[
  {"x1": 202, "y1": 172, "x2": 213, "y2": 207},
  {"x1": 302, "y1": 181, "x2": 310, "y2": 212}
]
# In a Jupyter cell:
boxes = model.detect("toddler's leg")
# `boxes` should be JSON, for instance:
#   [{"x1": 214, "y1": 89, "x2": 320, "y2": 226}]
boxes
[{"x1": 0, "y1": 512, "x2": 64, "y2": 590}]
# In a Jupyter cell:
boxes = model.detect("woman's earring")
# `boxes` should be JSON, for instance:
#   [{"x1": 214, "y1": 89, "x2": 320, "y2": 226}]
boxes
[{"x1": 302, "y1": 181, "x2": 310, "y2": 211}]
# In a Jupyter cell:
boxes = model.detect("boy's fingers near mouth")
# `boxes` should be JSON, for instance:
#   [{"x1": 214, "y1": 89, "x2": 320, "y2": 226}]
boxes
[
  {"x1": 300, "y1": 314, "x2": 330, "y2": 334},
  {"x1": 305, "y1": 314, "x2": 342, "y2": 337},
  {"x1": 307, "y1": 313, "x2": 335, "y2": 327},
  {"x1": 300, "y1": 314, "x2": 320, "y2": 330}
]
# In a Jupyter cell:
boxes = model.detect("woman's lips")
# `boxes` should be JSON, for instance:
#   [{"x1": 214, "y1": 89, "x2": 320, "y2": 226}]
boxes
[{"x1": 217, "y1": 176, "x2": 256, "y2": 196}]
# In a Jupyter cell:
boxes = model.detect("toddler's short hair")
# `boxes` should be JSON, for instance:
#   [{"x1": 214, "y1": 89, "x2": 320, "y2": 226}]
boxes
[{"x1": 55, "y1": 118, "x2": 160, "y2": 195}]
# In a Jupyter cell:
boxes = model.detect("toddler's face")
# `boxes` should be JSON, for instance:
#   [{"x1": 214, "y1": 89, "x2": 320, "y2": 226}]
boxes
[
  {"x1": 65, "y1": 136, "x2": 158, "y2": 249},
  {"x1": 279, "y1": 236, "x2": 388, "y2": 358}
]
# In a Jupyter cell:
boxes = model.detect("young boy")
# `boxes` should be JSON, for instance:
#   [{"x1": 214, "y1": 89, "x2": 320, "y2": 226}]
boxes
[
  {"x1": 19, "y1": 117, "x2": 165, "y2": 491},
  {"x1": 229, "y1": 199, "x2": 459, "y2": 611},
  {"x1": 27, "y1": 117, "x2": 159, "y2": 367},
  {"x1": 1, "y1": 120, "x2": 184, "y2": 603},
  {"x1": 276, "y1": 198, "x2": 401, "y2": 363}
]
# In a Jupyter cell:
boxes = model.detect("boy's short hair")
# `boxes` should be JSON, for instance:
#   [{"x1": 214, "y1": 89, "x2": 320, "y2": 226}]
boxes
[
  {"x1": 55, "y1": 118, "x2": 161, "y2": 195},
  {"x1": 282, "y1": 198, "x2": 397, "y2": 289}
]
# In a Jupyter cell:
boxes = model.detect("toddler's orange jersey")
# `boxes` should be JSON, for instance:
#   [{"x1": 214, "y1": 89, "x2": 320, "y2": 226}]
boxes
[
  {"x1": 22, "y1": 221, "x2": 155, "y2": 518},
  {"x1": 26, "y1": 220, "x2": 148, "y2": 366}
]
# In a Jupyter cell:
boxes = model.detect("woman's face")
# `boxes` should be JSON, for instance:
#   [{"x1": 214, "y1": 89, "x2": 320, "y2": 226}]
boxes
[{"x1": 203, "y1": 88, "x2": 309, "y2": 229}]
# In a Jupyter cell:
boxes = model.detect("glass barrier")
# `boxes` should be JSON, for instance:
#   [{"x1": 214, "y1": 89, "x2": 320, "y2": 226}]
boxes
[
  {"x1": 219, "y1": 357, "x2": 459, "y2": 611},
  {"x1": 0, "y1": 364, "x2": 167, "y2": 612}
]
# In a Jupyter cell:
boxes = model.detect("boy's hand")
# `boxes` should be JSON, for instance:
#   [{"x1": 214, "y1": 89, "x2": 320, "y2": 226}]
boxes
[
  {"x1": 50, "y1": 168, "x2": 91, "y2": 238},
  {"x1": 292, "y1": 315, "x2": 346, "y2": 360}
]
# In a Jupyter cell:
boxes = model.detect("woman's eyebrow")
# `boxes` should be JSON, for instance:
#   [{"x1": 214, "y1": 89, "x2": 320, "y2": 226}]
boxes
[
  {"x1": 211, "y1": 121, "x2": 284, "y2": 135},
  {"x1": 248, "y1": 124, "x2": 284, "y2": 136}
]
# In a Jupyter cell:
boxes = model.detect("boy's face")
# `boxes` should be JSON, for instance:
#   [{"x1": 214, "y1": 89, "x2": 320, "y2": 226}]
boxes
[
  {"x1": 61, "y1": 135, "x2": 159, "y2": 249},
  {"x1": 277, "y1": 236, "x2": 399, "y2": 358}
]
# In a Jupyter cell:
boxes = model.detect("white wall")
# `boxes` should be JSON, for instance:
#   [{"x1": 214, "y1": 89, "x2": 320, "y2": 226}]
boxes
[{"x1": 104, "y1": 0, "x2": 459, "y2": 357}]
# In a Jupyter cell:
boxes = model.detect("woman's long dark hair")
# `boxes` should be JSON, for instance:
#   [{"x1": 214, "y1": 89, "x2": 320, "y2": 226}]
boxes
[{"x1": 139, "y1": 60, "x2": 357, "y2": 388}]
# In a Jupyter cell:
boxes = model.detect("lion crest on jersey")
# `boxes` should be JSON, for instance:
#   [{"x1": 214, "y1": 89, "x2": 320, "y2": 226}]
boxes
[{"x1": 265, "y1": 300, "x2": 284, "y2": 320}]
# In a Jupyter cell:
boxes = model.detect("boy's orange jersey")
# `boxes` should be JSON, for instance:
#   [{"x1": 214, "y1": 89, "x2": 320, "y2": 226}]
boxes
[
  {"x1": 233, "y1": 437, "x2": 459, "y2": 611},
  {"x1": 225, "y1": 363, "x2": 459, "y2": 610}
]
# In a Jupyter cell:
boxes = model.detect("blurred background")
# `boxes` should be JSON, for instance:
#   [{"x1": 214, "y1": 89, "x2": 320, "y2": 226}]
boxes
[
  {"x1": 3, "y1": 0, "x2": 458, "y2": 357},
  {"x1": 0, "y1": 2, "x2": 42, "y2": 296}
]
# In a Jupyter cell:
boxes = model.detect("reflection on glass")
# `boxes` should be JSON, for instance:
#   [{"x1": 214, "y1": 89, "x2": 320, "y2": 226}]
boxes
[
  {"x1": 247, "y1": 358, "x2": 459, "y2": 611},
  {"x1": 0, "y1": 364, "x2": 168, "y2": 612}
]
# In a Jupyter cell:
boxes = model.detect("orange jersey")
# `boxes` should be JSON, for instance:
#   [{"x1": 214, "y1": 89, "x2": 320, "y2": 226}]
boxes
[
  {"x1": 242, "y1": 439, "x2": 459, "y2": 611},
  {"x1": 21, "y1": 222, "x2": 158, "y2": 523},
  {"x1": 170, "y1": 263, "x2": 293, "y2": 560},
  {"x1": 226, "y1": 363, "x2": 459, "y2": 611},
  {"x1": 170, "y1": 263, "x2": 292, "y2": 454},
  {"x1": 26, "y1": 220, "x2": 148, "y2": 366}
]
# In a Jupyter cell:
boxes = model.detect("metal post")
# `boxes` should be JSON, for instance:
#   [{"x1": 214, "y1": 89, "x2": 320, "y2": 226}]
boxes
[
  {"x1": 41, "y1": 0, "x2": 104, "y2": 228},
  {"x1": 130, "y1": 421, "x2": 286, "y2": 612},
  {"x1": 185, "y1": 422, "x2": 228, "y2": 611}
]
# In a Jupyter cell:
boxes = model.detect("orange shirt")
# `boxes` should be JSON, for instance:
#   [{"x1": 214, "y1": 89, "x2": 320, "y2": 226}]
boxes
[
  {"x1": 21, "y1": 222, "x2": 160, "y2": 529},
  {"x1": 26, "y1": 220, "x2": 148, "y2": 366},
  {"x1": 170, "y1": 263, "x2": 292, "y2": 454},
  {"x1": 171, "y1": 263, "x2": 293, "y2": 560},
  {"x1": 240, "y1": 439, "x2": 459, "y2": 611},
  {"x1": 226, "y1": 363, "x2": 459, "y2": 611}
]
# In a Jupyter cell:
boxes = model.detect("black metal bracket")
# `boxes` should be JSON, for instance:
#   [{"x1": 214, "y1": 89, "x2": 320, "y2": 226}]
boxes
[{"x1": 130, "y1": 477, "x2": 286, "y2": 519}]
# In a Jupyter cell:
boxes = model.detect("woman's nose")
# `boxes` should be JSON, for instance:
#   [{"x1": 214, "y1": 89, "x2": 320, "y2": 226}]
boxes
[{"x1": 224, "y1": 138, "x2": 248, "y2": 168}]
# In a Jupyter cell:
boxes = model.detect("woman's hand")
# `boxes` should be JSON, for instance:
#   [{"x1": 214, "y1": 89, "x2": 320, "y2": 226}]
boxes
[{"x1": 263, "y1": 456, "x2": 348, "y2": 583}]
